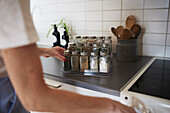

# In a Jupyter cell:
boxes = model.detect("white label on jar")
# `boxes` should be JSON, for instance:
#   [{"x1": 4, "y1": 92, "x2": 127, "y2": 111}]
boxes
[
  {"x1": 90, "y1": 57, "x2": 98, "y2": 70},
  {"x1": 100, "y1": 57, "x2": 108, "y2": 73}
]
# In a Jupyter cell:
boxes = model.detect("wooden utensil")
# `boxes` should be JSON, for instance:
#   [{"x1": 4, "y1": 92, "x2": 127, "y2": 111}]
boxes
[
  {"x1": 111, "y1": 27, "x2": 119, "y2": 39},
  {"x1": 126, "y1": 15, "x2": 136, "y2": 30},
  {"x1": 131, "y1": 24, "x2": 141, "y2": 39},
  {"x1": 120, "y1": 29, "x2": 132, "y2": 40},
  {"x1": 116, "y1": 25, "x2": 124, "y2": 38}
]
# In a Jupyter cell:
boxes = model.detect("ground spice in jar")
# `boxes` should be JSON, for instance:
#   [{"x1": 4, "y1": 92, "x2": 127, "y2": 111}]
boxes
[
  {"x1": 99, "y1": 48, "x2": 109, "y2": 73},
  {"x1": 89, "y1": 36, "x2": 96, "y2": 43},
  {"x1": 80, "y1": 50, "x2": 89, "y2": 72},
  {"x1": 71, "y1": 50, "x2": 80, "y2": 71}
]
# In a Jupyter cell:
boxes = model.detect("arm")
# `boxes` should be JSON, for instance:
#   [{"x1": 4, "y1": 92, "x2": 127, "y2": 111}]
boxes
[
  {"x1": 37, "y1": 46, "x2": 66, "y2": 61},
  {"x1": 1, "y1": 44, "x2": 135, "y2": 113}
]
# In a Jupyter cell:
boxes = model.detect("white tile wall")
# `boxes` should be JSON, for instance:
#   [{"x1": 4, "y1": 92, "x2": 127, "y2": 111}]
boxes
[
  {"x1": 144, "y1": 0, "x2": 169, "y2": 9},
  {"x1": 103, "y1": 0, "x2": 121, "y2": 10},
  {"x1": 31, "y1": 0, "x2": 170, "y2": 58},
  {"x1": 103, "y1": 22, "x2": 121, "y2": 32},
  {"x1": 122, "y1": 10, "x2": 143, "y2": 21},
  {"x1": 122, "y1": 0, "x2": 144, "y2": 9},
  {"x1": 168, "y1": 22, "x2": 170, "y2": 33},
  {"x1": 103, "y1": 11, "x2": 121, "y2": 21},
  {"x1": 86, "y1": 0, "x2": 102, "y2": 11},
  {"x1": 87, "y1": 22, "x2": 102, "y2": 31},
  {"x1": 142, "y1": 34, "x2": 166, "y2": 45},
  {"x1": 165, "y1": 47, "x2": 170, "y2": 57},
  {"x1": 144, "y1": 9, "x2": 168, "y2": 21},
  {"x1": 86, "y1": 12, "x2": 102, "y2": 21},
  {"x1": 71, "y1": 12, "x2": 86, "y2": 21},
  {"x1": 143, "y1": 22, "x2": 167, "y2": 33},
  {"x1": 71, "y1": 2, "x2": 85, "y2": 12},
  {"x1": 167, "y1": 35, "x2": 170, "y2": 46},
  {"x1": 142, "y1": 45, "x2": 165, "y2": 57}
]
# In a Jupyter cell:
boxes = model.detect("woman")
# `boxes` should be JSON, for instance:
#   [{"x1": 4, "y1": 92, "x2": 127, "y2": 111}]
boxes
[{"x1": 0, "y1": 0, "x2": 135, "y2": 113}]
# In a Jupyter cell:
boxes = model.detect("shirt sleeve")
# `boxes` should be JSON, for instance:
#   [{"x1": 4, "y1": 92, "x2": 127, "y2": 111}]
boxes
[{"x1": 0, "y1": 0, "x2": 39, "y2": 49}]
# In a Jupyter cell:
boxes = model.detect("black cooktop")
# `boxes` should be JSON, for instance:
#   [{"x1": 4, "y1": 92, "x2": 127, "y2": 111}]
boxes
[{"x1": 129, "y1": 59, "x2": 170, "y2": 100}]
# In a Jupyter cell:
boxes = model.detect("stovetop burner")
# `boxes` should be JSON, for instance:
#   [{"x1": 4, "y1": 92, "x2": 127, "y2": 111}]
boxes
[{"x1": 129, "y1": 59, "x2": 170, "y2": 100}]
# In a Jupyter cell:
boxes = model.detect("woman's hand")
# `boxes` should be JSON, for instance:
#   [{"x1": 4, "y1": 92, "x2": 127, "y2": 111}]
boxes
[{"x1": 38, "y1": 46, "x2": 66, "y2": 61}]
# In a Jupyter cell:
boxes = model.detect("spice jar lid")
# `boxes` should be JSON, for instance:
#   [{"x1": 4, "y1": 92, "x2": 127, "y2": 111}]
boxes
[
  {"x1": 90, "y1": 48, "x2": 98, "y2": 56},
  {"x1": 102, "y1": 43, "x2": 109, "y2": 48},
  {"x1": 100, "y1": 49, "x2": 107, "y2": 56},
  {"x1": 64, "y1": 50, "x2": 71, "y2": 56},
  {"x1": 76, "y1": 43, "x2": 82, "y2": 47},
  {"x1": 81, "y1": 51, "x2": 88, "y2": 56},
  {"x1": 72, "y1": 51, "x2": 79, "y2": 55},
  {"x1": 82, "y1": 36, "x2": 88, "y2": 39},
  {"x1": 68, "y1": 42, "x2": 76, "y2": 47},
  {"x1": 74, "y1": 35, "x2": 81, "y2": 39},
  {"x1": 68, "y1": 47, "x2": 75, "y2": 51},
  {"x1": 98, "y1": 36, "x2": 104, "y2": 40},
  {"x1": 89, "y1": 36, "x2": 96, "y2": 39},
  {"x1": 86, "y1": 43, "x2": 93, "y2": 47},
  {"x1": 105, "y1": 36, "x2": 112, "y2": 40}
]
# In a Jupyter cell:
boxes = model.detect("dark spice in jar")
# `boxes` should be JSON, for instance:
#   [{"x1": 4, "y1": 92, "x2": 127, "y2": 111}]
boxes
[{"x1": 63, "y1": 50, "x2": 71, "y2": 71}]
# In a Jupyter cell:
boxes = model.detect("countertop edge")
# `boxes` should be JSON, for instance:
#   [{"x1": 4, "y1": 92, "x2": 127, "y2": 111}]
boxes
[{"x1": 44, "y1": 73, "x2": 120, "y2": 96}]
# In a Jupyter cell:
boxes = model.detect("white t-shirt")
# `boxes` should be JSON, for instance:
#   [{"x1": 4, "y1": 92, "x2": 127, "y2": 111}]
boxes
[{"x1": 0, "y1": 0, "x2": 39, "y2": 78}]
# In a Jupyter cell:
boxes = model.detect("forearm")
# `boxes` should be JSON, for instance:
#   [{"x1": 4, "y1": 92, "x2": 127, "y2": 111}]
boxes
[
  {"x1": 35, "y1": 88, "x2": 114, "y2": 113},
  {"x1": 37, "y1": 47, "x2": 50, "y2": 57},
  {"x1": 1, "y1": 44, "x2": 112, "y2": 113},
  {"x1": 37, "y1": 47, "x2": 66, "y2": 61},
  {"x1": 1, "y1": 44, "x2": 134, "y2": 113}
]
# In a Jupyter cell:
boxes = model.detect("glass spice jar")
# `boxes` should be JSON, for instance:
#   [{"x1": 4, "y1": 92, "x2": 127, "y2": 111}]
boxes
[
  {"x1": 90, "y1": 48, "x2": 99, "y2": 71},
  {"x1": 71, "y1": 50, "x2": 80, "y2": 71},
  {"x1": 104, "y1": 36, "x2": 112, "y2": 55},
  {"x1": 89, "y1": 36, "x2": 96, "y2": 43},
  {"x1": 81, "y1": 36, "x2": 88, "y2": 43},
  {"x1": 80, "y1": 49, "x2": 89, "y2": 72},
  {"x1": 74, "y1": 35, "x2": 82, "y2": 44},
  {"x1": 96, "y1": 36, "x2": 104, "y2": 49},
  {"x1": 96, "y1": 36, "x2": 104, "y2": 43},
  {"x1": 63, "y1": 50, "x2": 71, "y2": 71},
  {"x1": 99, "y1": 48, "x2": 109, "y2": 73},
  {"x1": 68, "y1": 43, "x2": 76, "y2": 52},
  {"x1": 76, "y1": 43, "x2": 83, "y2": 52},
  {"x1": 102, "y1": 43, "x2": 110, "y2": 56}
]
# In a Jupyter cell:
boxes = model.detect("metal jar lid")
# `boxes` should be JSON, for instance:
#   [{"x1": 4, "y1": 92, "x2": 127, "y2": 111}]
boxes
[
  {"x1": 81, "y1": 50, "x2": 88, "y2": 56},
  {"x1": 100, "y1": 48, "x2": 107, "y2": 56},
  {"x1": 89, "y1": 36, "x2": 96, "y2": 39},
  {"x1": 64, "y1": 50, "x2": 71, "y2": 56},
  {"x1": 102, "y1": 43, "x2": 109, "y2": 48},
  {"x1": 82, "y1": 36, "x2": 88, "y2": 39},
  {"x1": 74, "y1": 35, "x2": 81, "y2": 39},
  {"x1": 68, "y1": 42, "x2": 76, "y2": 47}
]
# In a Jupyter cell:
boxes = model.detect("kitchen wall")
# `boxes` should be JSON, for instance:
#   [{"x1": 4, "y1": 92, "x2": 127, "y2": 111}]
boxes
[{"x1": 31, "y1": 0, "x2": 170, "y2": 58}]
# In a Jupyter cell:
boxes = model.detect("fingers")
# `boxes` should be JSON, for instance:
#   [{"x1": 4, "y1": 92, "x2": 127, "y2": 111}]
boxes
[
  {"x1": 55, "y1": 53, "x2": 66, "y2": 61},
  {"x1": 53, "y1": 46, "x2": 66, "y2": 52},
  {"x1": 114, "y1": 102, "x2": 136, "y2": 113}
]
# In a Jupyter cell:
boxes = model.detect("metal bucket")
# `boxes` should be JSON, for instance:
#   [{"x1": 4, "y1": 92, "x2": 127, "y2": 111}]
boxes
[{"x1": 116, "y1": 39, "x2": 137, "y2": 62}]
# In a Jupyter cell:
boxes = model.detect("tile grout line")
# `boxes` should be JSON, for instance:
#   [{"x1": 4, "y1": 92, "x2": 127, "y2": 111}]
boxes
[
  {"x1": 164, "y1": 0, "x2": 170, "y2": 58},
  {"x1": 139, "y1": 0, "x2": 146, "y2": 56},
  {"x1": 102, "y1": 0, "x2": 103, "y2": 36},
  {"x1": 121, "y1": 0, "x2": 123, "y2": 25},
  {"x1": 85, "y1": 0, "x2": 87, "y2": 35}
]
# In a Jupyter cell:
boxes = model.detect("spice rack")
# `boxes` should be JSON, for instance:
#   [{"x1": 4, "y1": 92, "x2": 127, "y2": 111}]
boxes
[{"x1": 61, "y1": 36, "x2": 113, "y2": 77}]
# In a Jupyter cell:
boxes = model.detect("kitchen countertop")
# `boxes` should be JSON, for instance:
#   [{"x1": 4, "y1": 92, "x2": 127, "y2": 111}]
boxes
[{"x1": 41, "y1": 54, "x2": 152, "y2": 96}]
